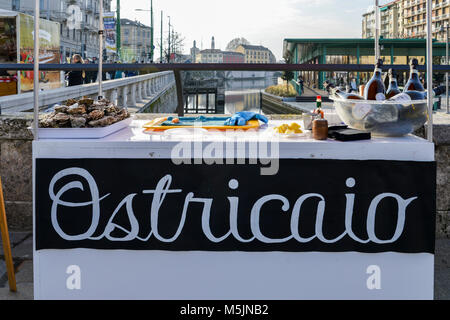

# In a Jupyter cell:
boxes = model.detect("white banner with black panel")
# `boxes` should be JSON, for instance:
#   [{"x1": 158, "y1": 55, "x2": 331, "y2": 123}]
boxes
[{"x1": 32, "y1": 128, "x2": 436, "y2": 300}]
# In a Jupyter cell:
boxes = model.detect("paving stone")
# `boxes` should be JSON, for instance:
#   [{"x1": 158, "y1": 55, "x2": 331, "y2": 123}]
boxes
[
  {"x1": 0, "y1": 283, "x2": 33, "y2": 300},
  {"x1": 0, "y1": 260, "x2": 5, "y2": 280},
  {"x1": 0, "y1": 232, "x2": 30, "y2": 254},
  {"x1": 435, "y1": 239, "x2": 450, "y2": 300},
  {"x1": 11, "y1": 232, "x2": 30, "y2": 246},
  {"x1": 15, "y1": 260, "x2": 33, "y2": 284},
  {"x1": 11, "y1": 236, "x2": 32, "y2": 260}
]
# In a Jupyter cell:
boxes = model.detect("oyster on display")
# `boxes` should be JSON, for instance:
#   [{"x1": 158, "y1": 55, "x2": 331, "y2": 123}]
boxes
[
  {"x1": 88, "y1": 109, "x2": 105, "y2": 121},
  {"x1": 39, "y1": 97, "x2": 130, "y2": 128}
]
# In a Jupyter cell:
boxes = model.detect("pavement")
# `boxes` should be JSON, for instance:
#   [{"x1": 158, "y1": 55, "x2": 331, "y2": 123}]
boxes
[{"x1": 0, "y1": 231, "x2": 448, "y2": 300}]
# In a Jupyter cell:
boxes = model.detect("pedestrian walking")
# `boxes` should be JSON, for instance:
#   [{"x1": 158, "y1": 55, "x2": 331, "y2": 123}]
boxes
[
  {"x1": 66, "y1": 54, "x2": 84, "y2": 87},
  {"x1": 114, "y1": 61, "x2": 124, "y2": 79},
  {"x1": 298, "y1": 76, "x2": 304, "y2": 93}
]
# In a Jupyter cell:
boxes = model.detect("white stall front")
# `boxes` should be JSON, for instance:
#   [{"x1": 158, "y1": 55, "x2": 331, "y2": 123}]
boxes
[{"x1": 33, "y1": 120, "x2": 436, "y2": 300}]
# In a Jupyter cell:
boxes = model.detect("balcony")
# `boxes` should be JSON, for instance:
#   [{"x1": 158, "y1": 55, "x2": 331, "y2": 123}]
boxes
[
  {"x1": 85, "y1": 4, "x2": 94, "y2": 13},
  {"x1": 435, "y1": 13, "x2": 450, "y2": 20}
]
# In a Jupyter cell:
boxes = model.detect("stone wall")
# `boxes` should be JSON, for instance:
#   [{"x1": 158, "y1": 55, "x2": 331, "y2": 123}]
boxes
[
  {"x1": 140, "y1": 85, "x2": 178, "y2": 113},
  {"x1": 416, "y1": 113, "x2": 450, "y2": 238},
  {"x1": 0, "y1": 115, "x2": 33, "y2": 230}
]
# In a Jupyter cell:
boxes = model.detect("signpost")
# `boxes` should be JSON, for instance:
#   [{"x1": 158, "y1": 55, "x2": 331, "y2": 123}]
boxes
[
  {"x1": 375, "y1": 0, "x2": 380, "y2": 61},
  {"x1": 116, "y1": 0, "x2": 121, "y2": 60},
  {"x1": 98, "y1": 0, "x2": 104, "y2": 99},
  {"x1": 426, "y1": 0, "x2": 433, "y2": 142}
]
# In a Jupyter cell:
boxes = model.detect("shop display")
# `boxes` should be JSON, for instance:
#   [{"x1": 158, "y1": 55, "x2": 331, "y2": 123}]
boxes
[
  {"x1": 39, "y1": 98, "x2": 130, "y2": 128},
  {"x1": 330, "y1": 58, "x2": 437, "y2": 137}
]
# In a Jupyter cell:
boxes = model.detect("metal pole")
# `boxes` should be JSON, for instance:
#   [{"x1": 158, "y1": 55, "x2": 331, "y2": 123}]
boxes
[
  {"x1": 160, "y1": 11, "x2": 163, "y2": 62},
  {"x1": 375, "y1": 0, "x2": 380, "y2": 61},
  {"x1": 167, "y1": 16, "x2": 170, "y2": 63},
  {"x1": 116, "y1": 0, "x2": 121, "y2": 60},
  {"x1": 98, "y1": 0, "x2": 104, "y2": 98},
  {"x1": 446, "y1": 24, "x2": 449, "y2": 114},
  {"x1": 174, "y1": 70, "x2": 184, "y2": 116},
  {"x1": 33, "y1": 0, "x2": 40, "y2": 140},
  {"x1": 426, "y1": 0, "x2": 433, "y2": 142},
  {"x1": 150, "y1": 0, "x2": 154, "y2": 62}
]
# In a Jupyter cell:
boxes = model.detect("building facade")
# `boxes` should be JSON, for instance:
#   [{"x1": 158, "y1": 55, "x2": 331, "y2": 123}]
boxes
[
  {"x1": 362, "y1": 1, "x2": 401, "y2": 39},
  {"x1": 222, "y1": 51, "x2": 245, "y2": 63},
  {"x1": 362, "y1": 0, "x2": 450, "y2": 41},
  {"x1": 402, "y1": 0, "x2": 449, "y2": 41},
  {"x1": 192, "y1": 37, "x2": 274, "y2": 65},
  {"x1": 0, "y1": 0, "x2": 113, "y2": 61},
  {"x1": 235, "y1": 44, "x2": 276, "y2": 64},
  {"x1": 195, "y1": 49, "x2": 223, "y2": 63},
  {"x1": 190, "y1": 40, "x2": 200, "y2": 63},
  {"x1": 284, "y1": 38, "x2": 448, "y2": 91},
  {"x1": 120, "y1": 18, "x2": 152, "y2": 63}
]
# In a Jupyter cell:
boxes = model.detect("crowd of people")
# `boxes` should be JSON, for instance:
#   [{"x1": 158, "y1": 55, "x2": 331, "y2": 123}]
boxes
[{"x1": 65, "y1": 54, "x2": 141, "y2": 87}]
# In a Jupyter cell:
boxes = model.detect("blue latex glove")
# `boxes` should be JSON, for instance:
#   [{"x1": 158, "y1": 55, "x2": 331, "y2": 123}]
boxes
[{"x1": 224, "y1": 112, "x2": 269, "y2": 126}]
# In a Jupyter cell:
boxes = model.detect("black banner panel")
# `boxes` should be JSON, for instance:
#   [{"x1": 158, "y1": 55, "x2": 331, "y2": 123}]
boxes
[{"x1": 35, "y1": 159, "x2": 436, "y2": 254}]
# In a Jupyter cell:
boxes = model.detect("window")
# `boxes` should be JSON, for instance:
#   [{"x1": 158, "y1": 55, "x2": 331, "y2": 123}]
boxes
[{"x1": 12, "y1": 0, "x2": 20, "y2": 11}]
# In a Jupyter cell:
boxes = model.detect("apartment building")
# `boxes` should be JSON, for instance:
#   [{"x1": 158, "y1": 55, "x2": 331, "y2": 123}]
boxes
[
  {"x1": 402, "y1": 0, "x2": 449, "y2": 41},
  {"x1": 120, "y1": 18, "x2": 152, "y2": 63},
  {"x1": 362, "y1": 1, "x2": 401, "y2": 39},
  {"x1": 235, "y1": 44, "x2": 276, "y2": 64},
  {"x1": 0, "y1": 0, "x2": 112, "y2": 61},
  {"x1": 363, "y1": 0, "x2": 450, "y2": 41}
]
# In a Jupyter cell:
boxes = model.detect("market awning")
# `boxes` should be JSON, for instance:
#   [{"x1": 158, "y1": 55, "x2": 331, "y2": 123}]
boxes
[{"x1": 0, "y1": 9, "x2": 19, "y2": 17}]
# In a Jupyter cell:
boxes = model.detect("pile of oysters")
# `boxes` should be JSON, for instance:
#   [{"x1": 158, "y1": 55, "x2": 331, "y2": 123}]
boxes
[{"x1": 39, "y1": 97, "x2": 130, "y2": 128}]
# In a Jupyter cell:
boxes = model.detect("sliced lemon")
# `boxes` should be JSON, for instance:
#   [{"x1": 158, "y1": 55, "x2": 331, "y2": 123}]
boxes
[{"x1": 289, "y1": 122, "x2": 301, "y2": 130}]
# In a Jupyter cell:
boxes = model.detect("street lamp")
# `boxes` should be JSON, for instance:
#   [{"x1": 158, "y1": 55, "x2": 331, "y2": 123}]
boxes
[
  {"x1": 374, "y1": 0, "x2": 380, "y2": 61},
  {"x1": 439, "y1": 23, "x2": 449, "y2": 114},
  {"x1": 167, "y1": 15, "x2": 171, "y2": 63},
  {"x1": 135, "y1": 0, "x2": 154, "y2": 62}
]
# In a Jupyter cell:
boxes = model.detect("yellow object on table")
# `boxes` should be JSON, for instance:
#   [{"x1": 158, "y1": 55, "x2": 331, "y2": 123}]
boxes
[{"x1": 275, "y1": 122, "x2": 303, "y2": 134}]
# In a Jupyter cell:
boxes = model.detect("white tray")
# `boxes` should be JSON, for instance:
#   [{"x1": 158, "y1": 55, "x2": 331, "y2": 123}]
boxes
[{"x1": 32, "y1": 117, "x2": 133, "y2": 139}]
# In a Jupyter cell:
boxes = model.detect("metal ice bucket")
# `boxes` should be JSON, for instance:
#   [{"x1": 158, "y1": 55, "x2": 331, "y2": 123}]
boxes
[{"x1": 330, "y1": 97, "x2": 433, "y2": 137}]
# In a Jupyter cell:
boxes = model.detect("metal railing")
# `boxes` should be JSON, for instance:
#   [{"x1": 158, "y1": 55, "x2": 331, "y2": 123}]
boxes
[{"x1": 0, "y1": 71, "x2": 174, "y2": 114}]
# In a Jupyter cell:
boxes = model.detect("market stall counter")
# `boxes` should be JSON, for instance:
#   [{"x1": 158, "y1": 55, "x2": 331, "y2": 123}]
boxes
[{"x1": 33, "y1": 118, "x2": 436, "y2": 300}]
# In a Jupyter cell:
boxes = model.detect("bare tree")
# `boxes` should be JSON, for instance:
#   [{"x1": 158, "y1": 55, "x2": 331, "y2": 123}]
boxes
[
  {"x1": 225, "y1": 37, "x2": 250, "y2": 51},
  {"x1": 156, "y1": 31, "x2": 186, "y2": 62}
]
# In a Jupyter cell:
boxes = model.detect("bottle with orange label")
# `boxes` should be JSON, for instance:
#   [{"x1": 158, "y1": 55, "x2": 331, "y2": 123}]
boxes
[{"x1": 313, "y1": 96, "x2": 325, "y2": 119}]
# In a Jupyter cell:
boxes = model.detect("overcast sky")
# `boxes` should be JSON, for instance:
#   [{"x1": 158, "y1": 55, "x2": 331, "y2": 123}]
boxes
[{"x1": 112, "y1": 0, "x2": 393, "y2": 61}]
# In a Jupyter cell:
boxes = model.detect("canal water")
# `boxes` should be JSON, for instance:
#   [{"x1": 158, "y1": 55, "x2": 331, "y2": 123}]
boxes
[{"x1": 185, "y1": 77, "x2": 278, "y2": 114}]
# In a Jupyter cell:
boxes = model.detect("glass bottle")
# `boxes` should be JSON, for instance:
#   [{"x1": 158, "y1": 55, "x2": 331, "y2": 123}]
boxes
[
  {"x1": 364, "y1": 59, "x2": 386, "y2": 101},
  {"x1": 404, "y1": 58, "x2": 425, "y2": 92},
  {"x1": 385, "y1": 69, "x2": 401, "y2": 99}
]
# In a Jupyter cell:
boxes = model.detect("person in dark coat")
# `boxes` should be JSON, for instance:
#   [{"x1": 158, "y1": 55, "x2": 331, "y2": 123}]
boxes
[{"x1": 67, "y1": 54, "x2": 84, "y2": 86}]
